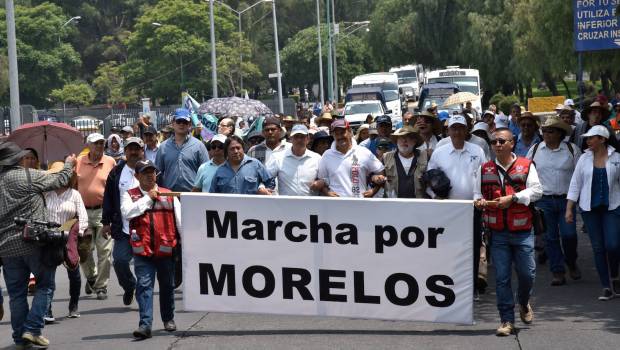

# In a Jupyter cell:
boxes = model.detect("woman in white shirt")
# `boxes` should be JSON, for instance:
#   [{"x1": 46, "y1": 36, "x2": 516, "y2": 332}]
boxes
[
  {"x1": 44, "y1": 162, "x2": 88, "y2": 321},
  {"x1": 566, "y1": 126, "x2": 620, "y2": 301}
]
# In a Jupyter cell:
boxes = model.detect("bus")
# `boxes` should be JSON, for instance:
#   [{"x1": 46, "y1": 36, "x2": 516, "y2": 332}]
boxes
[
  {"x1": 351, "y1": 73, "x2": 402, "y2": 119},
  {"x1": 389, "y1": 65, "x2": 421, "y2": 101},
  {"x1": 425, "y1": 66, "x2": 482, "y2": 113}
]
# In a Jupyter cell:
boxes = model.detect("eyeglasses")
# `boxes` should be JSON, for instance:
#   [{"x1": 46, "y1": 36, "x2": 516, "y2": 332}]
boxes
[
  {"x1": 490, "y1": 138, "x2": 510, "y2": 145},
  {"x1": 542, "y1": 129, "x2": 557, "y2": 134}
]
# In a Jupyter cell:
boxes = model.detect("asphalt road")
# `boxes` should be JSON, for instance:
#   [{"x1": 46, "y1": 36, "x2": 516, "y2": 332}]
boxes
[{"x1": 1, "y1": 227, "x2": 619, "y2": 350}]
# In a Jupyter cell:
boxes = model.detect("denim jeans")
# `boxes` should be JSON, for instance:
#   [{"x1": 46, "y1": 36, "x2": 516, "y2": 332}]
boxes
[
  {"x1": 536, "y1": 196, "x2": 578, "y2": 273},
  {"x1": 580, "y1": 207, "x2": 620, "y2": 289},
  {"x1": 112, "y1": 235, "x2": 136, "y2": 293},
  {"x1": 490, "y1": 230, "x2": 536, "y2": 323},
  {"x1": 48, "y1": 266, "x2": 81, "y2": 316},
  {"x1": 2, "y1": 251, "x2": 57, "y2": 345},
  {"x1": 134, "y1": 255, "x2": 175, "y2": 329}
]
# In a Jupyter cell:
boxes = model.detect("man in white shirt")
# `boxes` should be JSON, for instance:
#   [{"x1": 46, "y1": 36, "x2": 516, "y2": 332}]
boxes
[
  {"x1": 247, "y1": 117, "x2": 290, "y2": 165},
  {"x1": 428, "y1": 114, "x2": 487, "y2": 301},
  {"x1": 315, "y1": 119, "x2": 385, "y2": 197},
  {"x1": 526, "y1": 117, "x2": 581, "y2": 286},
  {"x1": 474, "y1": 127, "x2": 543, "y2": 336},
  {"x1": 266, "y1": 125, "x2": 321, "y2": 196},
  {"x1": 436, "y1": 115, "x2": 491, "y2": 160},
  {"x1": 142, "y1": 126, "x2": 159, "y2": 163}
]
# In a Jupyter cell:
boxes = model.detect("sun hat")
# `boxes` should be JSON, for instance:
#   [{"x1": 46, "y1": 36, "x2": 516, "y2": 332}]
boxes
[
  {"x1": 540, "y1": 116, "x2": 572, "y2": 135},
  {"x1": 0, "y1": 141, "x2": 30, "y2": 167},
  {"x1": 390, "y1": 125, "x2": 423, "y2": 145}
]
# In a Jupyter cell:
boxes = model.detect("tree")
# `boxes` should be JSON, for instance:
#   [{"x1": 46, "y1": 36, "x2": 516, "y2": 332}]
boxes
[
  {"x1": 93, "y1": 61, "x2": 138, "y2": 105},
  {"x1": 281, "y1": 24, "x2": 375, "y2": 95},
  {"x1": 50, "y1": 81, "x2": 96, "y2": 107},
  {"x1": 0, "y1": 3, "x2": 82, "y2": 106},
  {"x1": 122, "y1": 0, "x2": 239, "y2": 103},
  {"x1": 0, "y1": 55, "x2": 8, "y2": 103}
]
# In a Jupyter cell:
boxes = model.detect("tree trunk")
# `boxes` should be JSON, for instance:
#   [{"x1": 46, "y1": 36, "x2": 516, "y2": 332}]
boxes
[
  {"x1": 613, "y1": 70, "x2": 620, "y2": 95},
  {"x1": 526, "y1": 82, "x2": 533, "y2": 98},
  {"x1": 542, "y1": 70, "x2": 559, "y2": 96},
  {"x1": 561, "y1": 78, "x2": 572, "y2": 99},
  {"x1": 601, "y1": 70, "x2": 611, "y2": 97},
  {"x1": 518, "y1": 82, "x2": 525, "y2": 103}
]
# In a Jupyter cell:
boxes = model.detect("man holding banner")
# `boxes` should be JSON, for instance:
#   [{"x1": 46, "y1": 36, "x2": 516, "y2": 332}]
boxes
[{"x1": 474, "y1": 127, "x2": 542, "y2": 336}]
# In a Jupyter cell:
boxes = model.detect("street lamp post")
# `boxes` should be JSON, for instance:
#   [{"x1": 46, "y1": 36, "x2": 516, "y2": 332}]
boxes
[
  {"x1": 209, "y1": 0, "x2": 218, "y2": 98},
  {"x1": 152, "y1": 22, "x2": 185, "y2": 92},
  {"x1": 6, "y1": 0, "x2": 20, "y2": 130},
  {"x1": 58, "y1": 16, "x2": 81, "y2": 43},
  {"x1": 332, "y1": 21, "x2": 369, "y2": 104},
  {"x1": 214, "y1": 0, "x2": 272, "y2": 96},
  {"x1": 316, "y1": 0, "x2": 324, "y2": 104},
  {"x1": 272, "y1": 0, "x2": 283, "y2": 113}
]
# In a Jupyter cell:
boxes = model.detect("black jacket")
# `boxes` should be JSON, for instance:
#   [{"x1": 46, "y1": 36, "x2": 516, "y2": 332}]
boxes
[{"x1": 101, "y1": 160, "x2": 127, "y2": 240}]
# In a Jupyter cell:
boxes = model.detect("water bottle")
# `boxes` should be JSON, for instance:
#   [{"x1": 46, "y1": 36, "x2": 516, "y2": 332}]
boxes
[{"x1": 130, "y1": 229, "x2": 140, "y2": 242}]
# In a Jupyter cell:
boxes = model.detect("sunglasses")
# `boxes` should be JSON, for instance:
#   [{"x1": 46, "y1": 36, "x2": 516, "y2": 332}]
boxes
[
  {"x1": 542, "y1": 129, "x2": 557, "y2": 134},
  {"x1": 175, "y1": 119, "x2": 190, "y2": 125},
  {"x1": 211, "y1": 143, "x2": 225, "y2": 150},
  {"x1": 490, "y1": 138, "x2": 511, "y2": 145}
]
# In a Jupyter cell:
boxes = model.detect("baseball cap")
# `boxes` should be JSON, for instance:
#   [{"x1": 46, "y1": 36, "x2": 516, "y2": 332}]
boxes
[
  {"x1": 210, "y1": 134, "x2": 227, "y2": 145},
  {"x1": 290, "y1": 124, "x2": 309, "y2": 136},
  {"x1": 368, "y1": 123, "x2": 378, "y2": 135},
  {"x1": 448, "y1": 115, "x2": 467, "y2": 128},
  {"x1": 376, "y1": 137, "x2": 393, "y2": 148},
  {"x1": 330, "y1": 119, "x2": 350, "y2": 130},
  {"x1": 375, "y1": 115, "x2": 392, "y2": 125},
  {"x1": 135, "y1": 159, "x2": 158, "y2": 174},
  {"x1": 482, "y1": 110, "x2": 495, "y2": 118},
  {"x1": 173, "y1": 108, "x2": 191, "y2": 122},
  {"x1": 144, "y1": 125, "x2": 157, "y2": 135},
  {"x1": 124, "y1": 137, "x2": 145, "y2": 148},
  {"x1": 495, "y1": 114, "x2": 509, "y2": 128},
  {"x1": 122, "y1": 126, "x2": 134, "y2": 133},
  {"x1": 263, "y1": 116, "x2": 281, "y2": 127},
  {"x1": 564, "y1": 99, "x2": 575, "y2": 107},
  {"x1": 581, "y1": 125, "x2": 610, "y2": 139},
  {"x1": 86, "y1": 133, "x2": 105, "y2": 143}
]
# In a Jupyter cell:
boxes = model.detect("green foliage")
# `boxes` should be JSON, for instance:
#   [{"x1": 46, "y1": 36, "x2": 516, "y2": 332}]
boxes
[
  {"x1": 0, "y1": 55, "x2": 8, "y2": 102},
  {"x1": 498, "y1": 95, "x2": 520, "y2": 116},
  {"x1": 0, "y1": 2, "x2": 82, "y2": 106},
  {"x1": 93, "y1": 61, "x2": 138, "y2": 105},
  {"x1": 49, "y1": 81, "x2": 96, "y2": 106},
  {"x1": 489, "y1": 93, "x2": 505, "y2": 109},
  {"x1": 281, "y1": 24, "x2": 374, "y2": 93}
]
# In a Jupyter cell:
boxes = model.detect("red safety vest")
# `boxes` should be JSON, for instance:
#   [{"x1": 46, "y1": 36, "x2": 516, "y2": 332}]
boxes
[
  {"x1": 480, "y1": 157, "x2": 533, "y2": 232},
  {"x1": 127, "y1": 187, "x2": 178, "y2": 258}
]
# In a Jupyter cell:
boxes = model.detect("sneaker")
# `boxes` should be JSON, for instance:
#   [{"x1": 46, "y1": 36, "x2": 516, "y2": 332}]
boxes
[
  {"x1": 84, "y1": 279, "x2": 95, "y2": 295},
  {"x1": 519, "y1": 303, "x2": 533, "y2": 324},
  {"x1": 598, "y1": 288, "x2": 614, "y2": 301},
  {"x1": 96, "y1": 289, "x2": 108, "y2": 300},
  {"x1": 164, "y1": 320, "x2": 177, "y2": 332},
  {"x1": 612, "y1": 279, "x2": 620, "y2": 295},
  {"x1": 550, "y1": 272, "x2": 566, "y2": 286},
  {"x1": 496, "y1": 322, "x2": 515, "y2": 336},
  {"x1": 568, "y1": 265, "x2": 582, "y2": 280},
  {"x1": 43, "y1": 313, "x2": 55, "y2": 324},
  {"x1": 133, "y1": 326, "x2": 152, "y2": 339},
  {"x1": 22, "y1": 332, "x2": 50, "y2": 347},
  {"x1": 123, "y1": 288, "x2": 134, "y2": 306},
  {"x1": 68, "y1": 302, "x2": 80, "y2": 318},
  {"x1": 473, "y1": 290, "x2": 480, "y2": 302}
]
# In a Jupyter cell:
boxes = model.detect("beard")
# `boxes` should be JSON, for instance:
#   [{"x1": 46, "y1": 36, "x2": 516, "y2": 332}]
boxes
[{"x1": 398, "y1": 144, "x2": 414, "y2": 154}]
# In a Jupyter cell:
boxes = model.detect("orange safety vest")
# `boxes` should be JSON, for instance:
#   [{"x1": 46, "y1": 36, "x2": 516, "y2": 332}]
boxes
[
  {"x1": 611, "y1": 118, "x2": 620, "y2": 131},
  {"x1": 480, "y1": 158, "x2": 533, "y2": 232},
  {"x1": 128, "y1": 187, "x2": 178, "y2": 258}
]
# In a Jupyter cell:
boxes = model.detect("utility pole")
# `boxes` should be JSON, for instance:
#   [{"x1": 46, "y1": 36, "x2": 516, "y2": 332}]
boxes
[
  {"x1": 316, "y1": 0, "x2": 324, "y2": 104},
  {"x1": 325, "y1": 0, "x2": 333, "y2": 102},
  {"x1": 209, "y1": 0, "x2": 218, "y2": 98},
  {"x1": 272, "y1": 0, "x2": 283, "y2": 113},
  {"x1": 330, "y1": 0, "x2": 338, "y2": 104},
  {"x1": 6, "y1": 0, "x2": 20, "y2": 130}
]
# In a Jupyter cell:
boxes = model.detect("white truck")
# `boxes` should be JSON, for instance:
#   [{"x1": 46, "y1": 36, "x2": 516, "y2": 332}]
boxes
[
  {"x1": 425, "y1": 66, "x2": 482, "y2": 114},
  {"x1": 351, "y1": 73, "x2": 402, "y2": 119},
  {"x1": 389, "y1": 65, "x2": 421, "y2": 101}
]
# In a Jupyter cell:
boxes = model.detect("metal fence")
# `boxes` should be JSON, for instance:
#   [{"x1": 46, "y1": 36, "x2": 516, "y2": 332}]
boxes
[{"x1": 0, "y1": 98, "x2": 296, "y2": 138}]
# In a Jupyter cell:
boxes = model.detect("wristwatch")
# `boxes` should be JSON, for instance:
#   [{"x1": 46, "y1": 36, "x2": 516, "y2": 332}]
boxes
[{"x1": 511, "y1": 194, "x2": 518, "y2": 203}]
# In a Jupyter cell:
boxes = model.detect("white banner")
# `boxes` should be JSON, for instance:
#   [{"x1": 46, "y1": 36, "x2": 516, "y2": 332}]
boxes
[{"x1": 181, "y1": 194, "x2": 473, "y2": 324}]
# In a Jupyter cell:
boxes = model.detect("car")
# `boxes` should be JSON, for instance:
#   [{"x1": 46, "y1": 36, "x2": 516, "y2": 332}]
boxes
[
  {"x1": 72, "y1": 116, "x2": 103, "y2": 133},
  {"x1": 343, "y1": 100, "x2": 389, "y2": 130},
  {"x1": 416, "y1": 83, "x2": 461, "y2": 114}
]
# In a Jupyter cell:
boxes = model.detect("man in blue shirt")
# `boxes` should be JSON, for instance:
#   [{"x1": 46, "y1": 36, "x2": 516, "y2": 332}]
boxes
[
  {"x1": 514, "y1": 112, "x2": 541, "y2": 157},
  {"x1": 360, "y1": 115, "x2": 395, "y2": 156},
  {"x1": 210, "y1": 135, "x2": 275, "y2": 194},
  {"x1": 192, "y1": 134, "x2": 227, "y2": 192},
  {"x1": 508, "y1": 103, "x2": 522, "y2": 137},
  {"x1": 155, "y1": 108, "x2": 209, "y2": 192}
]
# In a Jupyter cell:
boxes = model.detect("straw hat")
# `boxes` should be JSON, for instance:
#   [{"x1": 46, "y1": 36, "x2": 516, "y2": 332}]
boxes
[
  {"x1": 519, "y1": 111, "x2": 540, "y2": 125},
  {"x1": 46, "y1": 161, "x2": 65, "y2": 174},
  {"x1": 540, "y1": 116, "x2": 572, "y2": 136},
  {"x1": 416, "y1": 111, "x2": 443, "y2": 135},
  {"x1": 315, "y1": 112, "x2": 333, "y2": 123},
  {"x1": 390, "y1": 125, "x2": 423, "y2": 145}
]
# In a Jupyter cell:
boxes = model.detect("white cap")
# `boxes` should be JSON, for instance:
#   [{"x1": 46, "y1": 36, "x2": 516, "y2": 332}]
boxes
[
  {"x1": 582, "y1": 125, "x2": 610, "y2": 139},
  {"x1": 290, "y1": 124, "x2": 309, "y2": 136},
  {"x1": 122, "y1": 126, "x2": 134, "y2": 133},
  {"x1": 86, "y1": 133, "x2": 105, "y2": 143},
  {"x1": 494, "y1": 114, "x2": 509, "y2": 128},
  {"x1": 211, "y1": 134, "x2": 227, "y2": 144},
  {"x1": 448, "y1": 115, "x2": 467, "y2": 127},
  {"x1": 472, "y1": 122, "x2": 490, "y2": 134},
  {"x1": 482, "y1": 110, "x2": 495, "y2": 117},
  {"x1": 564, "y1": 99, "x2": 575, "y2": 107}
]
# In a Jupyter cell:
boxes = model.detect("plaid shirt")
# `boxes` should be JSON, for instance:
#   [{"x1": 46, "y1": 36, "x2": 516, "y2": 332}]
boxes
[
  {"x1": 0, "y1": 163, "x2": 74, "y2": 258},
  {"x1": 247, "y1": 141, "x2": 289, "y2": 165}
]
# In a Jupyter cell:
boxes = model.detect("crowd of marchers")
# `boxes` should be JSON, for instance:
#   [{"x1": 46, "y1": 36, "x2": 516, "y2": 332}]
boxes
[{"x1": 1, "y1": 96, "x2": 620, "y2": 347}]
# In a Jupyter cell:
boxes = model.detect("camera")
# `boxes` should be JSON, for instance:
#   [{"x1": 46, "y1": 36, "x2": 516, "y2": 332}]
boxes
[{"x1": 15, "y1": 217, "x2": 68, "y2": 245}]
